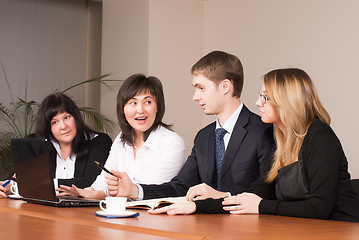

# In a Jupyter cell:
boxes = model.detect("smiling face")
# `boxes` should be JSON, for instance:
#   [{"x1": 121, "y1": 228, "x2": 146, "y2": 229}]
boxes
[
  {"x1": 123, "y1": 91, "x2": 157, "y2": 137},
  {"x1": 50, "y1": 111, "x2": 77, "y2": 146},
  {"x1": 192, "y1": 74, "x2": 225, "y2": 116}
]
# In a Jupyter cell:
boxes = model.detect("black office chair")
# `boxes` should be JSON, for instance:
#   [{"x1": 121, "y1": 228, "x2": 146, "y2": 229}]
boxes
[{"x1": 350, "y1": 179, "x2": 359, "y2": 195}]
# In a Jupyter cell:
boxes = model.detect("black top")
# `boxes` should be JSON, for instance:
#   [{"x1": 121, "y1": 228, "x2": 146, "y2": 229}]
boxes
[
  {"x1": 49, "y1": 133, "x2": 112, "y2": 188},
  {"x1": 195, "y1": 120, "x2": 359, "y2": 222}
]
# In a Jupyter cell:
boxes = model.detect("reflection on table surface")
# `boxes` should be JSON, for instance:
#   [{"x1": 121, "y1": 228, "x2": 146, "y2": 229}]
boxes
[{"x1": 1, "y1": 199, "x2": 358, "y2": 240}]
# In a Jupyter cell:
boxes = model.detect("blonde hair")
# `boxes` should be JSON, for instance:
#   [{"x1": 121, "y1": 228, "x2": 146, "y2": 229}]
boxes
[{"x1": 264, "y1": 68, "x2": 330, "y2": 182}]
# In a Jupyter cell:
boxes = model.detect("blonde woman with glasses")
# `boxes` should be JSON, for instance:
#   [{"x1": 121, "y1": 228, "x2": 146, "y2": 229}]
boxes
[{"x1": 149, "y1": 68, "x2": 359, "y2": 222}]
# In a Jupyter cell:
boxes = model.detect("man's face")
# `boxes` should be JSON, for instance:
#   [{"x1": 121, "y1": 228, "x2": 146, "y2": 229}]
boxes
[{"x1": 192, "y1": 74, "x2": 224, "y2": 115}]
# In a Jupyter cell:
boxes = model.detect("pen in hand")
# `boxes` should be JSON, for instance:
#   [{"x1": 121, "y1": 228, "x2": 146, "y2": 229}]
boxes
[
  {"x1": 1, "y1": 180, "x2": 11, "y2": 187},
  {"x1": 94, "y1": 161, "x2": 119, "y2": 180}
]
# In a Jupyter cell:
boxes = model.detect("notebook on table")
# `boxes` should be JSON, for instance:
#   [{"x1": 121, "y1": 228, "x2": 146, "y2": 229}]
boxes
[{"x1": 11, "y1": 138, "x2": 100, "y2": 207}]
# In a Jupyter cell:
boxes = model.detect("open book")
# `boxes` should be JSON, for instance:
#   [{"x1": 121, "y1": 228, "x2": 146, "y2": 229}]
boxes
[{"x1": 126, "y1": 196, "x2": 188, "y2": 210}]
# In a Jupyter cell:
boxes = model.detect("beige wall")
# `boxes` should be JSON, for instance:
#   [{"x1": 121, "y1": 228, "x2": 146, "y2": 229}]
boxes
[
  {"x1": 203, "y1": 0, "x2": 359, "y2": 177},
  {"x1": 102, "y1": 0, "x2": 359, "y2": 178},
  {"x1": 101, "y1": 0, "x2": 204, "y2": 152}
]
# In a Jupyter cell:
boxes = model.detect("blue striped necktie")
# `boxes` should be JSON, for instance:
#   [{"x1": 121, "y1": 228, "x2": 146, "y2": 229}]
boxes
[{"x1": 215, "y1": 128, "x2": 227, "y2": 190}]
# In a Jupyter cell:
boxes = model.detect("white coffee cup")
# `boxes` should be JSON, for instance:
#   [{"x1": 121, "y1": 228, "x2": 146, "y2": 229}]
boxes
[
  {"x1": 99, "y1": 197, "x2": 127, "y2": 213},
  {"x1": 10, "y1": 181, "x2": 20, "y2": 196}
]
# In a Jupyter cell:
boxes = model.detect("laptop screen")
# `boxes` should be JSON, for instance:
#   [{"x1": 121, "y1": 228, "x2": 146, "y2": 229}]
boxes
[{"x1": 11, "y1": 138, "x2": 58, "y2": 202}]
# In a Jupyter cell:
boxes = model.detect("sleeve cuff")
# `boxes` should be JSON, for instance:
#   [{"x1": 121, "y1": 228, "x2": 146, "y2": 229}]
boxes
[
  {"x1": 259, "y1": 199, "x2": 278, "y2": 214},
  {"x1": 53, "y1": 178, "x2": 59, "y2": 189},
  {"x1": 136, "y1": 183, "x2": 144, "y2": 200}
]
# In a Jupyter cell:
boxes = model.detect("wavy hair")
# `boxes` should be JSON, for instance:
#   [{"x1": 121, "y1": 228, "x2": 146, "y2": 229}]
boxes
[{"x1": 264, "y1": 68, "x2": 330, "y2": 182}]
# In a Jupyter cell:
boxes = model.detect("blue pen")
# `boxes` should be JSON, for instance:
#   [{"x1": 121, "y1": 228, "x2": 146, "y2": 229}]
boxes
[{"x1": 1, "y1": 180, "x2": 11, "y2": 187}]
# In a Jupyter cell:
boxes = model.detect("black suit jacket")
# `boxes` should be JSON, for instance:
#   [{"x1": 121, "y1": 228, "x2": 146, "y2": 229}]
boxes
[
  {"x1": 142, "y1": 105, "x2": 274, "y2": 199},
  {"x1": 49, "y1": 133, "x2": 112, "y2": 188}
]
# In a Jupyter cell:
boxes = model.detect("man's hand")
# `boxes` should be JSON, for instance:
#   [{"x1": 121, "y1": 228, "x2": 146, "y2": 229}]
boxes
[
  {"x1": 106, "y1": 170, "x2": 139, "y2": 200},
  {"x1": 186, "y1": 183, "x2": 230, "y2": 201},
  {"x1": 148, "y1": 202, "x2": 196, "y2": 215}
]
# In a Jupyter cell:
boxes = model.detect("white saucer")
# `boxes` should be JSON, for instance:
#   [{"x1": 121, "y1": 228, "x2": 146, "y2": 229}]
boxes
[
  {"x1": 8, "y1": 194, "x2": 21, "y2": 200},
  {"x1": 94, "y1": 210, "x2": 140, "y2": 218}
]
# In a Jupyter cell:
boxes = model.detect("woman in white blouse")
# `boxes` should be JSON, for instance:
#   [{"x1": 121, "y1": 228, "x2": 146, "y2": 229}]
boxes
[{"x1": 58, "y1": 74, "x2": 186, "y2": 200}]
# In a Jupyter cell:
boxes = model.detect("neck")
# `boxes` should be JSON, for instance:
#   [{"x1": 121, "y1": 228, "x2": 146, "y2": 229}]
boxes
[
  {"x1": 217, "y1": 98, "x2": 241, "y2": 126},
  {"x1": 133, "y1": 132, "x2": 145, "y2": 149},
  {"x1": 59, "y1": 142, "x2": 72, "y2": 160}
]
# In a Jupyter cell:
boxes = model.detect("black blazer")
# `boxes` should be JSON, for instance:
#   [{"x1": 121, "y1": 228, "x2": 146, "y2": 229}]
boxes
[
  {"x1": 256, "y1": 120, "x2": 359, "y2": 222},
  {"x1": 49, "y1": 133, "x2": 112, "y2": 188},
  {"x1": 195, "y1": 120, "x2": 359, "y2": 222},
  {"x1": 142, "y1": 105, "x2": 274, "y2": 199}
]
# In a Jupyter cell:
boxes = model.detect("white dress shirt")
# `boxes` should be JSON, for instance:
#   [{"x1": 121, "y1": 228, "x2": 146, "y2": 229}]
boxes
[
  {"x1": 52, "y1": 140, "x2": 76, "y2": 188},
  {"x1": 91, "y1": 126, "x2": 186, "y2": 191},
  {"x1": 215, "y1": 103, "x2": 243, "y2": 150},
  {"x1": 52, "y1": 134, "x2": 98, "y2": 188}
]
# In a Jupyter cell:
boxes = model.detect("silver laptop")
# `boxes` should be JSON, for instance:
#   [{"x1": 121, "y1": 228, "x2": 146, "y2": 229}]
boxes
[{"x1": 11, "y1": 138, "x2": 99, "y2": 207}]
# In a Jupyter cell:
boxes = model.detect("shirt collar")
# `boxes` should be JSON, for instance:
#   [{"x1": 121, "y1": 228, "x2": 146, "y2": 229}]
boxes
[
  {"x1": 142, "y1": 126, "x2": 162, "y2": 151},
  {"x1": 124, "y1": 126, "x2": 162, "y2": 151},
  {"x1": 51, "y1": 138, "x2": 76, "y2": 161},
  {"x1": 216, "y1": 103, "x2": 243, "y2": 135}
]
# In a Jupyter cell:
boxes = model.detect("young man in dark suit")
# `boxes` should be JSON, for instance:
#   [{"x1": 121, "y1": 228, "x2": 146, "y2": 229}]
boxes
[{"x1": 106, "y1": 51, "x2": 274, "y2": 202}]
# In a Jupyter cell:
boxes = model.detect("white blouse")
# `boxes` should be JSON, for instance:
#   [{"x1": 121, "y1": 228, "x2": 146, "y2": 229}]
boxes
[{"x1": 91, "y1": 126, "x2": 186, "y2": 191}]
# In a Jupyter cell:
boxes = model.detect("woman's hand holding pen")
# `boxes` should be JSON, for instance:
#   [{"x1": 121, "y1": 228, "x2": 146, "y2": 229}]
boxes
[
  {"x1": 106, "y1": 170, "x2": 139, "y2": 200},
  {"x1": 0, "y1": 180, "x2": 11, "y2": 199}
]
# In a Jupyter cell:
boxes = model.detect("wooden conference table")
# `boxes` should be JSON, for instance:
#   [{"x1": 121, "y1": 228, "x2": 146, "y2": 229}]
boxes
[{"x1": 0, "y1": 199, "x2": 358, "y2": 240}]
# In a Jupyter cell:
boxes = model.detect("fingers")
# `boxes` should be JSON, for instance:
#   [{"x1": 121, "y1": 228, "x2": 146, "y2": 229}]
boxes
[
  {"x1": 148, "y1": 205, "x2": 184, "y2": 216},
  {"x1": 223, "y1": 204, "x2": 242, "y2": 212},
  {"x1": 186, "y1": 188, "x2": 197, "y2": 201},
  {"x1": 56, "y1": 185, "x2": 79, "y2": 197},
  {"x1": 72, "y1": 185, "x2": 82, "y2": 195},
  {"x1": 222, "y1": 196, "x2": 240, "y2": 206},
  {"x1": 58, "y1": 185, "x2": 73, "y2": 191},
  {"x1": 0, "y1": 187, "x2": 7, "y2": 199},
  {"x1": 149, "y1": 202, "x2": 196, "y2": 216},
  {"x1": 185, "y1": 183, "x2": 206, "y2": 201},
  {"x1": 56, "y1": 191, "x2": 68, "y2": 197},
  {"x1": 106, "y1": 170, "x2": 128, "y2": 181},
  {"x1": 148, "y1": 205, "x2": 174, "y2": 215}
]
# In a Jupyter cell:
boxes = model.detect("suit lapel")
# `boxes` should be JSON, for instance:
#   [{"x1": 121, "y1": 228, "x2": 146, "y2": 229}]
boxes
[
  {"x1": 206, "y1": 125, "x2": 216, "y2": 184},
  {"x1": 219, "y1": 105, "x2": 249, "y2": 179}
]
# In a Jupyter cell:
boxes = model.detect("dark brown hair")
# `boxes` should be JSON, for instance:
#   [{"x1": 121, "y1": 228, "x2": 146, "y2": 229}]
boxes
[
  {"x1": 117, "y1": 74, "x2": 171, "y2": 146},
  {"x1": 35, "y1": 92, "x2": 95, "y2": 157}
]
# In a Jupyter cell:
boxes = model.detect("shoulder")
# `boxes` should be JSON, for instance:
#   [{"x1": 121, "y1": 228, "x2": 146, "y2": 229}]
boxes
[
  {"x1": 153, "y1": 126, "x2": 185, "y2": 144},
  {"x1": 303, "y1": 120, "x2": 342, "y2": 151},
  {"x1": 306, "y1": 120, "x2": 336, "y2": 141},
  {"x1": 90, "y1": 132, "x2": 112, "y2": 146},
  {"x1": 195, "y1": 121, "x2": 216, "y2": 139}
]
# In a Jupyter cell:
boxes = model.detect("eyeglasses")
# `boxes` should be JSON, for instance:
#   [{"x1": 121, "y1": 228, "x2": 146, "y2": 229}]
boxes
[{"x1": 259, "y1": 91, "x2": 269, "y2": 104}]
